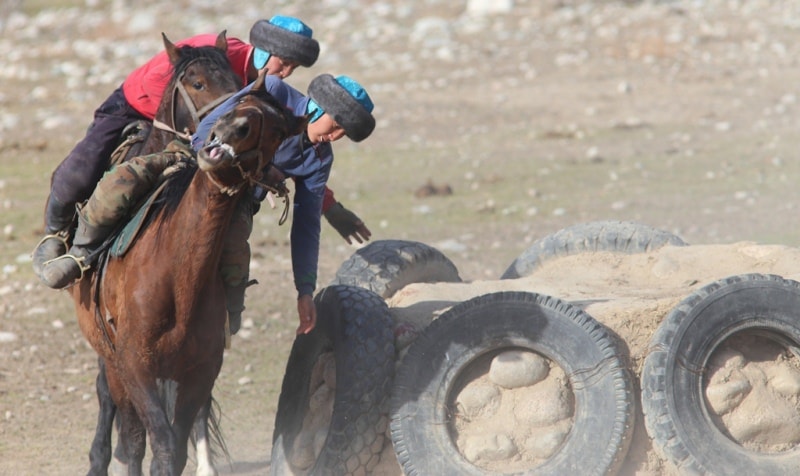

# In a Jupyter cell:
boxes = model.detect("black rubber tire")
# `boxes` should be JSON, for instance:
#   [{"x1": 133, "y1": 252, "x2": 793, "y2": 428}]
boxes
[
  {"x1": 270, "y1": 285, "x2": 396, "y2": 476},
  {"x1": 330, "y1": 239, "x2": 461, "y2": 298},
  {"x1": 501, "y1": 220, "x2": 688, "y2": 279},
  {"x1": 390, "y1": 291, "x2": 635, "y2": 476},
  {"x1": 641, "y1": 273, "x2": 800, "y2": 476}
]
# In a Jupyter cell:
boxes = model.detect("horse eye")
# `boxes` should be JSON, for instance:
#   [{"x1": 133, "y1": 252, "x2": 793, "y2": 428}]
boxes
[{"x1": 192, "y1": 81, "x2": 204, "y2": 90}]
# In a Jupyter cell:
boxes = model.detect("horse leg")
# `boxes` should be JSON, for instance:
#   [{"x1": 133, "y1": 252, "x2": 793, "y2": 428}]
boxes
[
  {"x1": 117, "y1": 401, "x2": 147, "y2": 476},
  {"x1": 104, "y1": 367, "x2": 147, "y2": 476},
  {"x1": 173, "y1": 388, "x2": 215, "y2": 475},
  {"x1": 193, "y1": 396, "x2": 218, "y2": 476},
  {"x1": 87, "y1": 357, "x2": 116, "y2": 476},
  {"x1": 126, "y1": 384, "x2": 177, "y2": 476}
]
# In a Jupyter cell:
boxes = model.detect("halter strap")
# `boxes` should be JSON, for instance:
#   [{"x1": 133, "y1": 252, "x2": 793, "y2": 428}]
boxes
[{"x1": 156, "y1": 58, "x2": 237, "y2": 142}]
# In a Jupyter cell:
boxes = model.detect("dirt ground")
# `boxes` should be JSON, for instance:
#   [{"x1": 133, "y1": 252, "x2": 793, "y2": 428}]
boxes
[{"x1": 3, "y1": 0, "x2": 800, "y2": 474}]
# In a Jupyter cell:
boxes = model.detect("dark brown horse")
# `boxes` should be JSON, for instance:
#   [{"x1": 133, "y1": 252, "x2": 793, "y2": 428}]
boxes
[
  {"x1": 86, "y1": 31, "x2": 242, "y2": 476},
  {"x1": 74, "y1": 37, "x2": 305, "y2": 475}
]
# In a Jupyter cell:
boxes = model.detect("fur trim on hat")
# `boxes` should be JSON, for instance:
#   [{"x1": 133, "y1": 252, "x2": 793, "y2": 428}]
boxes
[
  {"x1": 308, "y1": 74, "x2": 376, "y2": 142},
  {"x1": 249, "y1": 20, "x2": 320, "y2": 67}
]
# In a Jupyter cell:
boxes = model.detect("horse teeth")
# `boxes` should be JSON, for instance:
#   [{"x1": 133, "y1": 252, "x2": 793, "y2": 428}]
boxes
[{"x1": 220, "y1": 143, "x2": 235, "y2": 157}]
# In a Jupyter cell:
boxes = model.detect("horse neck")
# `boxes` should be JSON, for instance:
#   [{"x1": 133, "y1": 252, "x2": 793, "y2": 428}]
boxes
[
  {"x1": 161, "y1": 172, "x2": 240, "y2": 280},
  {"x1": 143, "y1": 91, "x2": 188, "y2": 155}
]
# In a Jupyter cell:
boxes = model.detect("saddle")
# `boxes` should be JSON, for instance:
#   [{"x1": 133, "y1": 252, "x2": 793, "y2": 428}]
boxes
[{"x1": 109, "y1": 180, "x2": 170, "y2": 258}]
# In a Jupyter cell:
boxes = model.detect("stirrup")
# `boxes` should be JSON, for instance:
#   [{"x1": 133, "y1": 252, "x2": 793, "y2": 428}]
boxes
[
  {"x1": 43, "y1": 253, "x2": 91, "y2": 281},
  {"x1": 32, "y1": 230, "x2": 70, "y2": 254}
]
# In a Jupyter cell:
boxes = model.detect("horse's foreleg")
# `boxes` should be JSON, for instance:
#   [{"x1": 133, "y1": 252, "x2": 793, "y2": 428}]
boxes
[
  {"x1": 171, "y1": 393, "x2": 210, "y2": 475},
  {"x1": 104, "y1": 367, "x2": 146, "y2": 476},
  {"x1": 87, "y1": 357, "x2": 116, "y2": 476},
  {"x1": 127, "y1": 384, "x2": 177, "y2": 476},
  {"x1": 117, "y1": 402, "x2": 146, "y2": 476}
]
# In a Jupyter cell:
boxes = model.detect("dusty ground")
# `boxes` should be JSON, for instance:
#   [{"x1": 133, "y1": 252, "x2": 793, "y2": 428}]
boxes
[{"x1": 3, "y1": 0, "x2": 800, "y2": 474}]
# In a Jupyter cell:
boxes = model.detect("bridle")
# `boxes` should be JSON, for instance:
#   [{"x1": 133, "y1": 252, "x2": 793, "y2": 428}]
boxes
[
  {"x1": 152, "y1": 57, "x2": 236, "y2": 141},
  {"x1": 205, "y1": 99, "x2": 291, "y2": 225}
]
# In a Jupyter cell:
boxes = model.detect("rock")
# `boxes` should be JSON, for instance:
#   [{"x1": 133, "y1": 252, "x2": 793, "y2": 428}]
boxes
[
  {"x1": 705, "y1": 377, "x2": 751, "y2": 415},
  {"x1": 462, "y1": 433, "x2": 517, "y2": 463},
  {"x1": 455, "y1": 382, "x2": 501, "y2": 418},
  {"x1": 489, "y1": 350, "x2": 549, "y2": 388}
]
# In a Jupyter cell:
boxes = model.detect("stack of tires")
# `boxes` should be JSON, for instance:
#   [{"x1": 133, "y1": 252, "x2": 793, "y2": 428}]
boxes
[{"x1": 270, "y1": 222, "x2": 800, "y2": 475}]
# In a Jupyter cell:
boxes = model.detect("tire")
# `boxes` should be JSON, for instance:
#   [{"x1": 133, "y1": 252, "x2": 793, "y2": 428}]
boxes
[
  {"x1": 641, "y1": 273, "x2": 800, "y2": 476},
  {"x1": 330, "y1": 239, "x2": 461, "y2": 298},
  {"x1": 270, "y1": 285, "x2": 396, "y2": 476},
  {"x1": 390, "y1": 291, "x2": 635, "y2": 476},
  {"x1": 501, "y1": 220, "x2": 688, "y2": 279}
]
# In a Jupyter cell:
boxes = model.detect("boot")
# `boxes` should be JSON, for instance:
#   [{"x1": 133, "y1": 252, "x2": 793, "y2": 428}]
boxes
[
  {"x1": 32, "y1": 195, "x2": 76, "y2": 277},
  {"x1": 225, "y1": 279, "x2": 257, "y2": 335},
  {"x1": 39, "y1": 213, "x2": 113, "y2": 289}
]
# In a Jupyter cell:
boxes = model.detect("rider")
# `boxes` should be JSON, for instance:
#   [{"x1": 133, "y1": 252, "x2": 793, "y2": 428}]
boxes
[
  {"x1": 198, "y1": 74, "x2": 376, "y2": 335},
  {"x1": 33, "y1": 16, "x2": 370, "y2": 279},
  {"x1": 39, "y1": 73, "x2": 376, "y2": 338}
]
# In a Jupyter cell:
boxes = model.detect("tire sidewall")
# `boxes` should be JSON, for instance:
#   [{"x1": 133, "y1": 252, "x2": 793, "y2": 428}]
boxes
[
  {"x1": 642, "y1": 274, "x2": 800, "y2": 475},
  {"x1": 391, "y1": 292, "x2": 634, "y2": 476}
]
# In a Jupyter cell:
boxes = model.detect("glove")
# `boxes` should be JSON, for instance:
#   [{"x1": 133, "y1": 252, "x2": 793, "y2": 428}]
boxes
[{"x1": 323, "y1": 202, "x2": 372, "y2": 245}]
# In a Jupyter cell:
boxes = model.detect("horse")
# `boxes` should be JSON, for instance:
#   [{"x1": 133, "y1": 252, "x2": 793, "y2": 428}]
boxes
[
  {"x1": 79, "y1": 32, "x2": 248, "y2": 475},
  {"x1": 73, "y1": 64, "x2": 306, "y2": 475}
]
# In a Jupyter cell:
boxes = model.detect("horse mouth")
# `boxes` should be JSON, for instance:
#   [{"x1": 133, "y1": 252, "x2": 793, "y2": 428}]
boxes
[{"x1": 198, "y1": 136, "x2": 235, "y2": 170}]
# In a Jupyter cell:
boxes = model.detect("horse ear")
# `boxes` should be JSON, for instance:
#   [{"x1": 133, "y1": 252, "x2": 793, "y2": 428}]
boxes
[
  {"x1": 162, "y1": 33, "x2": 181, "y2": 65},
  {"x1": 252, "y1": 67, "x2": 267, "y2": 91},
  {"x1": 289, "y1": 113, "x2": 309, "y2": 138},
  {"x1": 215, "y1": 30, "x2": 228, "y2": 53}
]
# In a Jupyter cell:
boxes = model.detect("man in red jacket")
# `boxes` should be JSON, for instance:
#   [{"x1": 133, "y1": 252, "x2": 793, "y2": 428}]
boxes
[{"x1": 33, "y1": 15, "x2": 371, "y2": 278}]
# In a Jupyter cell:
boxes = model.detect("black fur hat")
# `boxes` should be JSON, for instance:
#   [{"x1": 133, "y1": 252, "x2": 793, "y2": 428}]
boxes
[
  {"x1": 249, "y1": 17, "x2": 320, "y2": 67},
  {"x1": 308, "y1": 74, "x2": 375, "y2": 142}
]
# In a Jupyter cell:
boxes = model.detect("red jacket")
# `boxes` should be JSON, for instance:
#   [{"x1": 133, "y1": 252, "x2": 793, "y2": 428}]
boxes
[{"x1": 122, "y1": 34, "x2": 253, "y2": 119}]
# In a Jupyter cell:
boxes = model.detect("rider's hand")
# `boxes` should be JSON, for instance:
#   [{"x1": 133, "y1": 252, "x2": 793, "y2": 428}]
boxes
[
  {"x1": 296, "y1": 294, "x2": 317, "y2": 335},
  {"x1": 323, "y1": 202, "x2": 372, "y2": 245}
]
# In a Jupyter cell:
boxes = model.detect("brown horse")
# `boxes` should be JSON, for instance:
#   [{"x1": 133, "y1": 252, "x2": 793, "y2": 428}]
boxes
[
  {"x1": 74, "y1": 47, "x2": 305, "y2": 476},
  {"x1": 86, "y1": 32, "x2": 243, "y2": 476}
]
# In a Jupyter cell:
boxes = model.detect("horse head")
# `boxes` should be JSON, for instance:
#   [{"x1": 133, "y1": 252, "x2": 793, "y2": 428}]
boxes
[
  {"x1": 197, "y1": 71, "x2": 308, "y2": 195},
  {"x1": 156, "y1": 31, "x2": 241, "y2": 143}
]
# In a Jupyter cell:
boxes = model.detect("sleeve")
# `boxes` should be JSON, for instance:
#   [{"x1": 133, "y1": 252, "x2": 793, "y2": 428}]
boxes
[
  {"x1": 289, "y1": 148, "x2": 332, "y2": 297},
  {"x1": 321, "y1": 186, "x2": 336, "y2": 213},
  {"x1": 290, "y1": 176, "x2": 325, "y2": 297}
]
